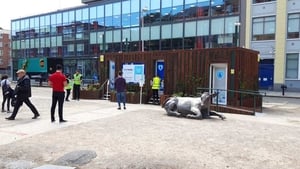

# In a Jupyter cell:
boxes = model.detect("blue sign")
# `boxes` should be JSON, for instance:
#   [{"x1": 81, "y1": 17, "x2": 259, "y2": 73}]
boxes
[
  {"x1": 216, "y1": 70, "x2": 224, "y2": 80},
  {"x1": 135, "y1": 65, "x2": 143, "y2": 75},
  {"x1": 156, "y1": 61, "x2": 164, "y2": 80}
]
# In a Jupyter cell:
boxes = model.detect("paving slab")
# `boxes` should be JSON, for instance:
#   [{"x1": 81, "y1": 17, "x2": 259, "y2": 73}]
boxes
[{"x1": 33, "y1": 164, "x2": 75, "y2": 169}]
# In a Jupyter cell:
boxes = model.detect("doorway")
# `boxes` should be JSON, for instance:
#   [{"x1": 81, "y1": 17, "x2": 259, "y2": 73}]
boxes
[
  {"x1": 108, "y1": 60, "x2": 115, "y2": 90},
  {"x1": 155, "y1": 60, "x2": 164, "y2": 94},
  {"x1": 210, "y1": 63, "x2": 228, "y2": 105}
]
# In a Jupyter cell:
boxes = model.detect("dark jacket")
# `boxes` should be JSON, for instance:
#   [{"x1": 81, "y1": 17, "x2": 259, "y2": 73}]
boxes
[
  {"x1": 14, "y1": 75, "x2": 32, "y2": 99},
  {"x1": 115, "y1": 76, "x2": 126, "y2": 93}
]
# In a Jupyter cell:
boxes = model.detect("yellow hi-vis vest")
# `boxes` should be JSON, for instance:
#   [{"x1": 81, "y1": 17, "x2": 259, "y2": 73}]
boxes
[
  {"x1": 152, "y1": 76, "x2": 160, "y2": 90},
  {"x1": 73, "y1": 73, "x2": 82, "y2": 85},
  {"x1": 65, "y1": 78, "x2": 73, "y2": 90}
]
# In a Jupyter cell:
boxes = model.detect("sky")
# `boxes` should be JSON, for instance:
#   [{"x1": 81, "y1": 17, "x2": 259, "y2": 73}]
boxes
[{"x1": 0, "y1": 0, "x2": 83, "y2": 30}]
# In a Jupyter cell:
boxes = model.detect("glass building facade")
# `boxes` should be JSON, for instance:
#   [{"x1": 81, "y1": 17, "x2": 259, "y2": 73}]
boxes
[{"x1": 11, "y1": 0, "x2": 241, "y2": 80}]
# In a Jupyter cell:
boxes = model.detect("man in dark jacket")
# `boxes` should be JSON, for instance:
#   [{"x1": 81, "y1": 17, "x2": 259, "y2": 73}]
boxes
[
  {"x1": 115, "y1": 71, "x2": 126, "y2": 110},
  {"x1": 5, "y1": 69, "x2": 40, "y2": 120}
]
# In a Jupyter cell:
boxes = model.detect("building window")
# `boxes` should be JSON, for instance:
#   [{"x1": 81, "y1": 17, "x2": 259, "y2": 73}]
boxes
[
  {"x1": 253, "y1": 0, "x2": 276, "y2": 3},
  {"x1": 0, "y1": 50, "x2": 2, "y2": 56},
  {"x1": 288, "y1": 13, "x2": 300, "y2": 39},
  {"x1": 252, "y1": 16, "x2": 275, "y2": 41},
  {"x1": 286, "y1": 53, "x2": 299, "y2": 79},
  {"x1": 185, "y1": 0, "x2": 210, "y2": 19}
]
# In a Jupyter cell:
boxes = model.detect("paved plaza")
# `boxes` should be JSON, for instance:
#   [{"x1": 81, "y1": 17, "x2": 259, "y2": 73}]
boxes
[{"x1": 0, "y1": 87, "x2": 300, "y2": 169}]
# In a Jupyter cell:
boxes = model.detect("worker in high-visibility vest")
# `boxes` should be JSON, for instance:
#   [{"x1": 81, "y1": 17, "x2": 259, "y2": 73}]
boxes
[
  {"x1": 65, "y1": 73, "x2": 73, "y2": 101},
  {"x1": 73, "y1": 70, "x2": 82, "y2": 101},
  {"x1": 151, "y1": 75, "x2": 161, "y2": 104}
]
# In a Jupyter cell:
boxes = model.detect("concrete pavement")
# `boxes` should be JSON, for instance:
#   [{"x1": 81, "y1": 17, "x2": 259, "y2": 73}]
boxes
[
  {"x1": 1, "y1": 87, "x2": 300, "y2": 168},
  {"x1": 0, "y1": 87, "x2": 299, "y2": 146},
  {"x1": 0, "y1": 87, "x2": 162, "y2": 145}
]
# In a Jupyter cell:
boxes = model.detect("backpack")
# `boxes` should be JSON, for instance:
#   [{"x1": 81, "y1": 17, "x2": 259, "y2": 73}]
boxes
[{"x1": 2, "y1": 80, "x2": 14, "y2": 97}]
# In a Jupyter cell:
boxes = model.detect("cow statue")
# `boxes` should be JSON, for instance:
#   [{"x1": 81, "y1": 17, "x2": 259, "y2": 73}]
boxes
[{"x1": 162, "y1": 92, "x2": 225, "y2": 120}]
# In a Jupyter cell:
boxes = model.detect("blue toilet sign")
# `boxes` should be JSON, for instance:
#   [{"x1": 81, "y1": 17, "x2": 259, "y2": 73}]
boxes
[{"x1": 216, "y1": 70, "x2": 225, "y2": 80}]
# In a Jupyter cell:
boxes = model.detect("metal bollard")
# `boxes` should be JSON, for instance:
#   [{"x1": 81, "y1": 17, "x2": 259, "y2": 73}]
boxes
[{"x1": 281, "y1": 84, "x2": 287, "y2": 96}]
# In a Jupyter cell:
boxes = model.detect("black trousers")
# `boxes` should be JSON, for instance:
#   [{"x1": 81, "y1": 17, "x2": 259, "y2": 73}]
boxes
[
  {"x1": 51, "y1": 91, "x2": 65, "y2": 121},
  {"x1": 2, "y1": 94, "x2": 11, "y2": 111},
  {"x1": 65, "y1": 89, "x2": 71, "y2": 100},
  {"x1": 10, "y1": 97, "x2": 39, "y2": 119},
  {"x1": 73, "y1": 84, "x2": 80, "y2": 100},
  {"x1": 152, "y1": 89, "x2": 159, "y2": 101}
]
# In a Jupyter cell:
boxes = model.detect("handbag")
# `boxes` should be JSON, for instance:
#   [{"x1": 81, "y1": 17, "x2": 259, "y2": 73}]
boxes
[
  {"x1": 11, "y1": 97, "x2": 17, "y2": 107},
  {"x1": 5, "y1": 87, "x2": 14, "y2": 97}
]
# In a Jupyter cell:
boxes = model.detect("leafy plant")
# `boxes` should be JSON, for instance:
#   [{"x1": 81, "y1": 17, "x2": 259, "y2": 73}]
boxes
[
  {"x1": 126, "y1": 83, "x2": 140, "y2": 92},
  {"x1": 176, "y1": 75, "x2": 206, "y2": 96},
  {"x1": 86, "y1": 83, "x2": 102, "y2": 91}
]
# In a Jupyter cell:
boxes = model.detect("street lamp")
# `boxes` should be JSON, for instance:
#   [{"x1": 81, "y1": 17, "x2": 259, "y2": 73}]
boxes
[
  {"x1": 123, "y1": 38, "x2": 129, "y2": 52},
  {"x1": 141, "y1": 7, "x2": 148, "y2": 52},
  {"x1": 234, "y1": 22, "x2": 241, "y2": 47}
]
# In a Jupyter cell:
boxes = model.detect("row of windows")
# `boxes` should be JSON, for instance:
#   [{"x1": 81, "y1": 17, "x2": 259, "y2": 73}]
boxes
[
  {"x1": 12, "y1": 33, "x2": 238, "y2": 58},
  {"x1": 252, "y1": 12, "x2": 300, "y2": 41},
  {"x1": 12, "y1": 0, "x2": 240, "y2": 38},
  {"x1": 12, "y1": 16, "x2": 239, "y2": 49}
]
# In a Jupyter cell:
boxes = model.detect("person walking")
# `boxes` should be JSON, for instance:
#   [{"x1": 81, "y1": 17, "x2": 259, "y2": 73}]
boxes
[
  {"x1": 115, "y1": 71, "x2": 126, "y2": 110},
  {"x1": 5, "y1": 69, "x2": 40, "y2": 120},
  {"x1": 48, "y1": 64, "x2": 68, "y2": 123},
  {"x1": 65, "y1": 73, "x2": 73, "y2": 101},
  {"x1": 1, "y1": 75, "x2": 13, "y2": 113},
  {"x1": 73, "y1": 69, "x2": 82, "y2": 101},
  {"x1": 151, "y1": 75, "x2": 161, "y2": 104}
]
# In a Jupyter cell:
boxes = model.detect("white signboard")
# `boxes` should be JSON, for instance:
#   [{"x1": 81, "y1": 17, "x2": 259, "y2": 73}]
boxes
[{"x1": 122, "y1": 64, "x2": 145, "y2": 84}]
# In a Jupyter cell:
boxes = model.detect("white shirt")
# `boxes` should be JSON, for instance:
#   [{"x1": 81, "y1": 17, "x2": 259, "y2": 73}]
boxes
[{"x1": 0, "y1": 79, "x2": 11, "y2": 88}]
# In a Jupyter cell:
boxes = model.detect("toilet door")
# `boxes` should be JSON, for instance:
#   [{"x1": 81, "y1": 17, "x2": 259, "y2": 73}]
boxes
[
  {"x1": 210, "y1": 64, "x2": 227, "y2": 105},
  {"x1": 109, "y1": 60, "x2": 115, "y2": 90}
]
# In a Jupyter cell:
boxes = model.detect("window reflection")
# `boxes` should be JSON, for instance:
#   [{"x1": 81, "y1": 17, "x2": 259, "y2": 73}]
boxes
[
  {"x1": 11, "y1": 0, "x2": 242, "y2": 59},
  {"x1": 122, "y1": 14, "x2": 131, "y2": 28},
  {"x1": 211, "y1": 0, "x2": 239, "y2": 16},
  {"x1": 131, "y1": 13, "x2": 139, "y2": 27},
  {"x1": 144, "y1": 9, "x2": 161, "y2": 25},
  {"x1": 172, "y1": 5, "x2": 184, "y2": 21},
  {"x1": 113, "y1": 2, "x2": 121, "y2": 28},
  {"x1": 161, "y1": 7, "x2": 172, "y2": 22}
]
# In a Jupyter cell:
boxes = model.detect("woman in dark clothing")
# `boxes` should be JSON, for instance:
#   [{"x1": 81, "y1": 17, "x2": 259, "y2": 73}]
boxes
[{"x1": 1, "y1": 75, "x2": 12, "y2": 113}]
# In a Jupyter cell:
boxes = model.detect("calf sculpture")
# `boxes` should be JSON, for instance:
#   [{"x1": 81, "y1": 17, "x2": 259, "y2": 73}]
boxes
[{"x1": 162, "y1": 92, "x2": 225, "y2": 120}]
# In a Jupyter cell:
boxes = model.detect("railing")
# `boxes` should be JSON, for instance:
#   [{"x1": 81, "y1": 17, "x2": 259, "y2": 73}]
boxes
[
  {"x1": 196, "y1": 87, "x2": 264, "y2": 114},
  {"x1": 100, "y1": 79, "x2": 110, "y2": 100}
]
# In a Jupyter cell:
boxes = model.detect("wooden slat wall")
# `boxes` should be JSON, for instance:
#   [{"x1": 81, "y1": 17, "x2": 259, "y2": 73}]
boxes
[{"x1": 100, "y1": 47, "x2": 259, "y2": 107}]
